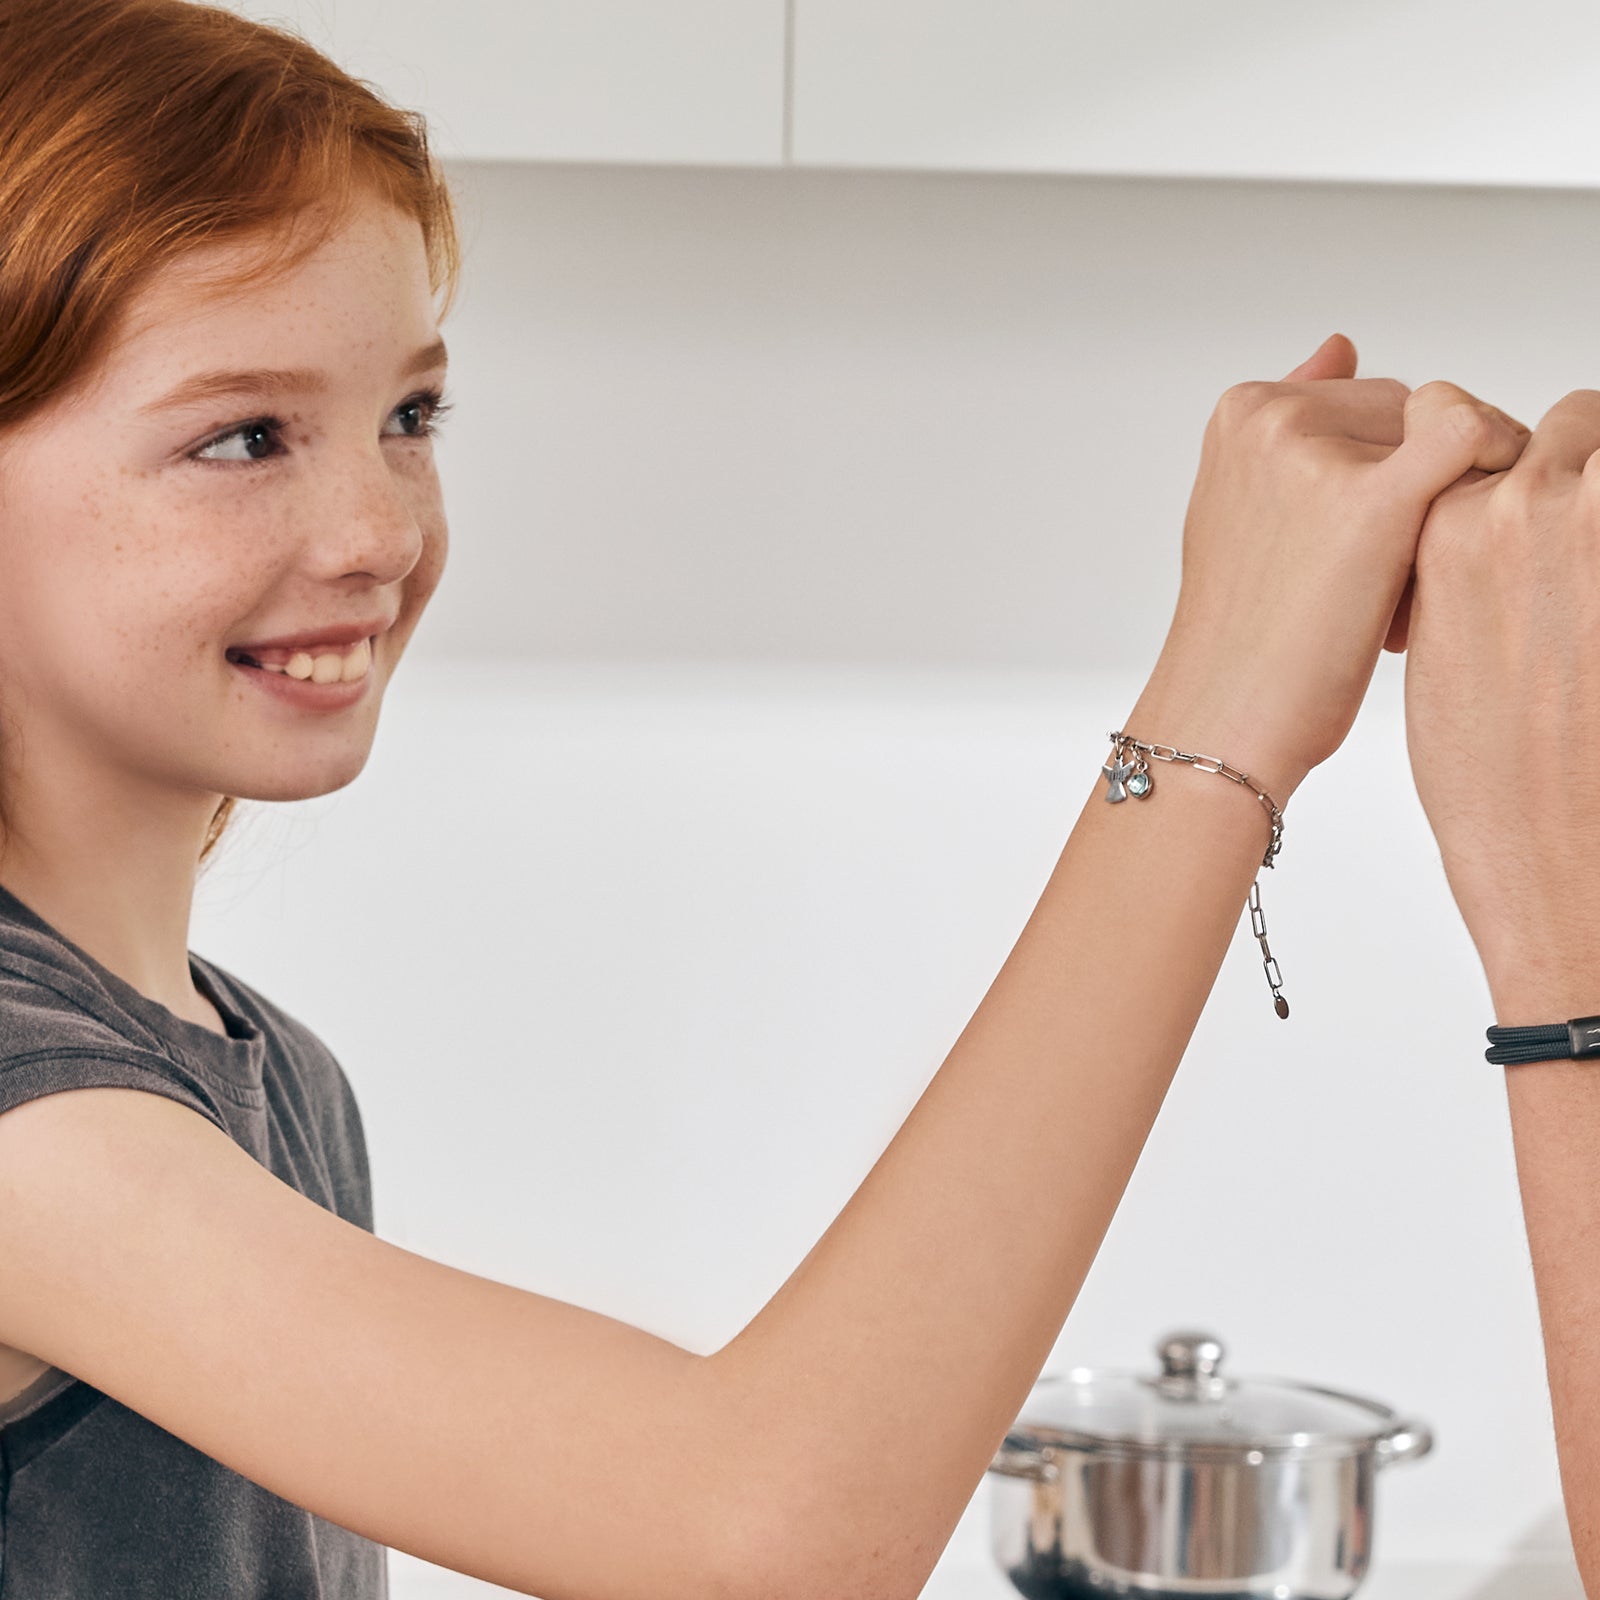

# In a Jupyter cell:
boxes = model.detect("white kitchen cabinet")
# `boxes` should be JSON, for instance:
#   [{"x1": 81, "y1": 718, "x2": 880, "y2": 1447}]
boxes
[
  {"x1": 225, "y1": 0, "x2": 787, "y2": 166},
  {"x1": 792, "y1": 0, "x2": 1600, "y2": 188}
]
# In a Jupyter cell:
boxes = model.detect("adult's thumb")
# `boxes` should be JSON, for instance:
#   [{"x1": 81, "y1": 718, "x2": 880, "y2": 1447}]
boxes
[{"x1": 1387, "y1": 382, "x2": 1530, "y2": 504}]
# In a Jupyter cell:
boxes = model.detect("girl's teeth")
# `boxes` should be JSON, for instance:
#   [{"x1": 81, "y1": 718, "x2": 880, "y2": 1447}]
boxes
[{"x1": 246, "y1": 637, "x2": 372, "y2": 682}]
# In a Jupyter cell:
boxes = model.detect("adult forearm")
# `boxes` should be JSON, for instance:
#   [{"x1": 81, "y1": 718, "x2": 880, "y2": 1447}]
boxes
[
  {"x1": 1486, "y1": 951, "x2": 1600, "y2": 1597},
  {"x1": 708, "y1": 686, "x2": 1284, "y2": 1600}
]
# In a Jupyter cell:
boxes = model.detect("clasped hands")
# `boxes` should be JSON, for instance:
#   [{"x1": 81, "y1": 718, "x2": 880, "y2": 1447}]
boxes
[{"x1": 1140, "y1": 331, "x2": 1600, "y2": 1010}]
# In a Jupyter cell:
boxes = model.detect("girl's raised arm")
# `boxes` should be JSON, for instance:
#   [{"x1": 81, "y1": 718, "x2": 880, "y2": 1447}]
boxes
[{"x1": 0, "y1": 335, "x2": 1522, "y2": 1600}]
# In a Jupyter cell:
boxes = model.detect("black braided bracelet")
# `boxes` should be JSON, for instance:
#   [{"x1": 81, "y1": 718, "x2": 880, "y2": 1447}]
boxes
[{"x1": 1485, "y1": 1015, "x2": 1600, "y2": 1066}]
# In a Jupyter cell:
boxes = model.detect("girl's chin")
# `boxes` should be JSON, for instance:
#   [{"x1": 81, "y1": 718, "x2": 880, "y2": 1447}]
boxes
[{"x1": 222, "y1": 747, "x2": 375, "y2": 804}]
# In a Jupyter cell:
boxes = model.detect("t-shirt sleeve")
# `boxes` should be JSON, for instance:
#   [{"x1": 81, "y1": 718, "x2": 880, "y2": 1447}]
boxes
[{"x1": 0, "y1": 1046, "x2": 230, "y2": 1136}]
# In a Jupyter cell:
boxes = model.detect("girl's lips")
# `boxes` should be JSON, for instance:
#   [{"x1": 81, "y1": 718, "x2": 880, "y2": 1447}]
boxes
[
  {"x1": 228, "y1": 617, "x2": 392, "y2": 655},
  {"x1": 229, "y1": 650, "x2": 373, "y2": 711}
]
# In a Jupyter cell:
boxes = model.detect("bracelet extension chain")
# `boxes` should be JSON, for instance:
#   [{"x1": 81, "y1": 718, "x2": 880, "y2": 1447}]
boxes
[{"x1": 1103, "y1": 730, "x2": 1290, "y2": 1019}]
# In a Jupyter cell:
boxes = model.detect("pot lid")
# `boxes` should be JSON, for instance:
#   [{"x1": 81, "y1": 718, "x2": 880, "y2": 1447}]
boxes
[{"x1": 1008, "y1": 1330, "x2": 1406, "y2": 1458}]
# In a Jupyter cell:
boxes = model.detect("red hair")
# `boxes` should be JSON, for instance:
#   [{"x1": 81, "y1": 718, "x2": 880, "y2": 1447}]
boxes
[{"x1": 0, "y1": 0, "x2": 460, "y2": 859}]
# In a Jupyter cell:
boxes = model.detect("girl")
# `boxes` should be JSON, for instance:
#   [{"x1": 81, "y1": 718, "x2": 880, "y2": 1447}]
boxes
[{"x1": 0, "y1": 1, "x2": 1543, "y2": 1595}]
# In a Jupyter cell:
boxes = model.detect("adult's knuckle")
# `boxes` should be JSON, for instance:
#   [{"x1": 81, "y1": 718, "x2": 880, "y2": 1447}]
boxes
[
  {"x1": 1574, "y1": 451, "x2": 1600, "y2": 512},
  {"x1": 1488, "y1": 465, "x2": 1554, "y2": 531},
  {"x1": 1508, "y1": 449, "x2": 1564, "y2": 496},
  {"x1": 1536, "y1": 388, "x2": 1600, "y2": 437}
]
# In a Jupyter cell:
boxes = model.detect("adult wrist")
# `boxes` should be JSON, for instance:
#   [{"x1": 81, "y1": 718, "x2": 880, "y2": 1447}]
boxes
[
  {"x1": 1475, "y1": 951, "x2": 1600, "y2": 1077},
  {"x1": 1478, "y1": 930, "x2": 1600, "y2": 1027},
  {"x1": 1487, "y1": 973, "x2": 1600, "y2": 1033}
]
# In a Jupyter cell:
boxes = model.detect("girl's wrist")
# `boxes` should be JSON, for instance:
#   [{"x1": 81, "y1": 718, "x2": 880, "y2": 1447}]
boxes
[
  {"x1": 1122, "y1": 679, "x2": 1308, "y2": 809},
  {"x1": 1103, "y1": 684, "x2": 1301, "y2": 1021}
]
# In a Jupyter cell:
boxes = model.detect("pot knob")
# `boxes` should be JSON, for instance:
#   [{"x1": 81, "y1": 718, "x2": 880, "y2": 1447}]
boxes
[{"x1": 1156, "y1": 1330, "x2": 1226, "y2": 1390}]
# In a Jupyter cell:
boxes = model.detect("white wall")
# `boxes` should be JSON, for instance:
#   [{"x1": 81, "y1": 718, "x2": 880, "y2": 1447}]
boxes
[{"x1": 190, "y1": 162, "x2": 1596, "y2": 1593}]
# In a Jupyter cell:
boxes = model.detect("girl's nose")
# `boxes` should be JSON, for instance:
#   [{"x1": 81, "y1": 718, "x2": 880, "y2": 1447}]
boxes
[{"x1": 315, "y1": 456, "x2": 428, "y2": 586}]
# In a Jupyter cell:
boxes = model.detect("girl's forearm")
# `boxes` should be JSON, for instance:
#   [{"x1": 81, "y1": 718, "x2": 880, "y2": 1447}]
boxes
[
  {"x1": 706, "y1": 687, "x2": 1282, "y2": 1599},
  {"x1": 1486, "y1": 955, "x2": 1600, "y2": 1598}
]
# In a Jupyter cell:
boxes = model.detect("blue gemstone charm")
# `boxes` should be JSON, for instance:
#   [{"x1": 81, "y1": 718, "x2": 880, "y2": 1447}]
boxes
[{"x1": 1127, "y1": 770, "x2": 1152, "y2": 798}]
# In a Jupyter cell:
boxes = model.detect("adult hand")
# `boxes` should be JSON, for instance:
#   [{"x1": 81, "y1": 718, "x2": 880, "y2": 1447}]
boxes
[
  {"x1": 1403, "y1": 389, "x2": 1600, "y2": 989},
  {"x1": 1132, "y1": 333, "x2": 1529, "y2": 804}
]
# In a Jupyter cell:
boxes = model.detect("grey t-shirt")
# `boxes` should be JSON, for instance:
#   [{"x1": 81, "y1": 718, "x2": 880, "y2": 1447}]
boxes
[{"x1": 0, "y1": 881, "x2": 387, "y2": 1598}]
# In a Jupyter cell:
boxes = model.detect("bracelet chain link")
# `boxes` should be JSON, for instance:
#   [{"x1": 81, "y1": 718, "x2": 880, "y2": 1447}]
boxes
[{"x1": 1105, "y1": 730, "x2": 1290, "y2": 1019}]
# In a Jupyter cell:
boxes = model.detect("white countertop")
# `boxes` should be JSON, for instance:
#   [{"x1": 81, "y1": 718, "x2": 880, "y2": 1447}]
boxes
[
  {"x1": 919, "y1": 1552, "x2": 1584, "y2": 1600},
  {"x1": 393, "y1": 1544, "x2": 1583, "y2": 1598},
  {"x1": 391, "y1": 1496, "x2": 1585, "y2": 1598},
  {"x1": 914, "y1": 1500, "x2": 1584, "y2": 1600}
]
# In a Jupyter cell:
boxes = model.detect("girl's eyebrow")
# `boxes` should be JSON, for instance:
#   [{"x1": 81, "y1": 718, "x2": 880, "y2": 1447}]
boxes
[{"x1": 139, "y1": 337, "x2": 450, "y2": 416}]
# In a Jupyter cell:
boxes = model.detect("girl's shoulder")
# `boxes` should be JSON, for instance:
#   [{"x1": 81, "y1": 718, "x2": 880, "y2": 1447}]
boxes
[
  {"x1": 0, "y1": 901, "x2": 370, "y2": 1225},
  {"x1": 0, "y1": 924, "x2": 198, "y2": 1099}
]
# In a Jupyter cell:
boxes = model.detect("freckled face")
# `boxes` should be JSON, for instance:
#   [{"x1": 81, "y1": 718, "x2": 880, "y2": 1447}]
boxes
[{"x1": 0, "y1": 191, "x2": 449, "y2": 806}]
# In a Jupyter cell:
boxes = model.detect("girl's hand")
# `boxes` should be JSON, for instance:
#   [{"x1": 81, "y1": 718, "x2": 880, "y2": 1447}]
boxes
[
  {"x1": 1403, "y1": 390, "x2": 1600, "y2": 988},
  {"x1": 1131, "y1": 333, "x2": 1529, "y2": 804}
]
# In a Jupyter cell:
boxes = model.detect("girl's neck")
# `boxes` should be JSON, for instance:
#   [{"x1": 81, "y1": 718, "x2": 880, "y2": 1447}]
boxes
[{"x1": 0, "y1": 807, "x2": 217, "y2": 1027}]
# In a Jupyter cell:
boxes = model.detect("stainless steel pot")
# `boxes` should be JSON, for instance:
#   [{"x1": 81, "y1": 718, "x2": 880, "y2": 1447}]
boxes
[{"x1": 986, "y1": 1330, "x2": 1432, "y2": 1600}]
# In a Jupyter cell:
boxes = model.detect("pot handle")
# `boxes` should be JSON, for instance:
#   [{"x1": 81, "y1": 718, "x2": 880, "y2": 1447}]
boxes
[
  {"x1": 1375, "y1": 1418, "x2": 1433, "y2": 1467},
  {"x1": 987, "y1": 1434, "x2": 1060, "y2": 1484}
]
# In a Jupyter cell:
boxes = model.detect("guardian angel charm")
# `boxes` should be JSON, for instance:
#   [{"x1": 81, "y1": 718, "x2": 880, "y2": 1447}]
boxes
[
  {"x1": 1103, "y1": 742, "x2": 1153, "y2": 802},
  {"x1": 1102, "y1": 751, "x2": 1137, "y2": 803}
]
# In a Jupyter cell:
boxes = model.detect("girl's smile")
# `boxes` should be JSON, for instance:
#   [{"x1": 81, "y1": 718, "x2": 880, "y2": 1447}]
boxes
[{"x1": 227, "y1": 634, "x2": 378, "y2": 712}]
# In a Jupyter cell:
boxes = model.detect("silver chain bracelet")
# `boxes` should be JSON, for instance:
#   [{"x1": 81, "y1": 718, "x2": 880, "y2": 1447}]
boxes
[{"x1": 1103, "y1": 730, "x2": 1290, "y2": 1019}]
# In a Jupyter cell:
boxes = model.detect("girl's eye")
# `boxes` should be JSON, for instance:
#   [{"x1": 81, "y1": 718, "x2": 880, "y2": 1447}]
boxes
[
  {"x1": 188, "y1": 390, "x2": 452, "y2": 466},
  {"x1": 193, "y1": 418, "x2": 284, "y2": 464},
  {"x1": 383, "y1": 389, "x2": 452, "y2": 440}
]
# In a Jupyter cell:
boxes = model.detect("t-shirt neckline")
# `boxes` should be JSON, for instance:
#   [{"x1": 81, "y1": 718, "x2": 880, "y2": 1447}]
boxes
[{"x1": 0, "y1": 879, "x2": 266, "y2": 1091}]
